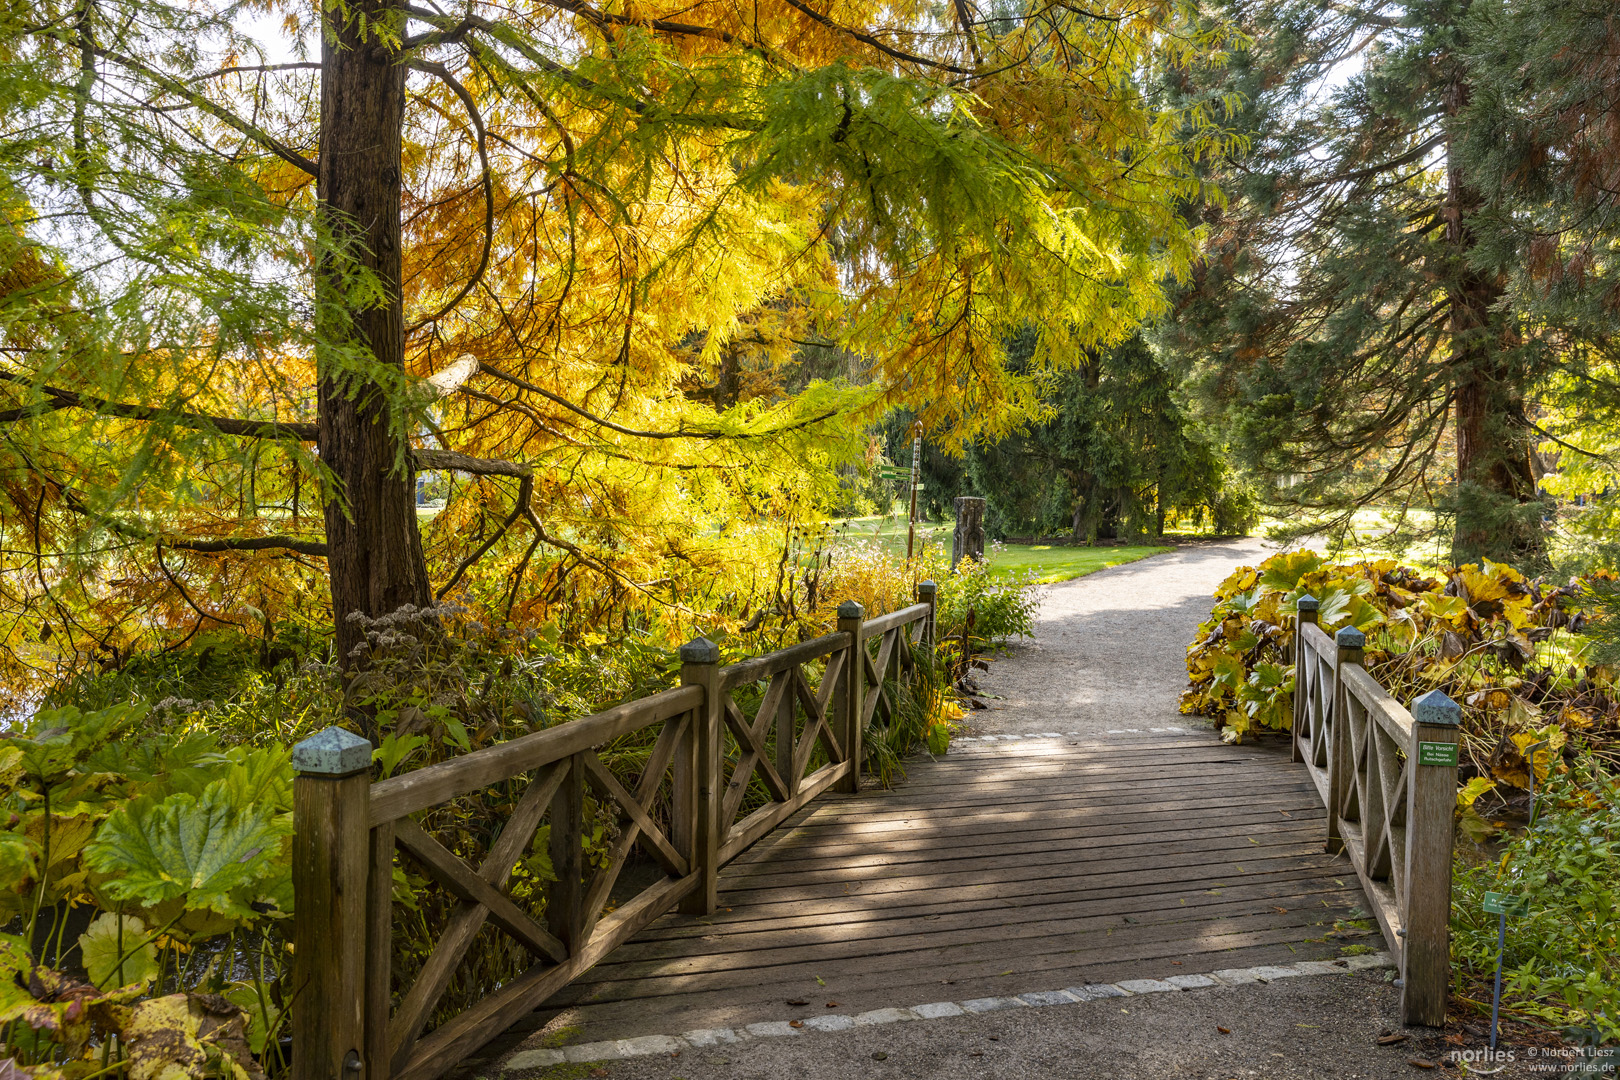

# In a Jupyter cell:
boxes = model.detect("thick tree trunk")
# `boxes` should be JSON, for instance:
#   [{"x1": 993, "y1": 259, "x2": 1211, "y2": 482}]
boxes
[
  {"x1": 317, "y1": 0, "x2": 434, "y2": 664},
  {"x1": 1444, "y1": 76, "x2": 1544, "y2": 566}
]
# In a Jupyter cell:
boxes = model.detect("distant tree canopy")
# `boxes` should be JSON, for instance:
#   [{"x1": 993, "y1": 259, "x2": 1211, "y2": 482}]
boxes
[
  {"x1": 884, "y1": 332, "x2": 1251, "y2": 541},
  {"x1": 1158, "y1": 0, "x2": 1620, "y2": 565}
]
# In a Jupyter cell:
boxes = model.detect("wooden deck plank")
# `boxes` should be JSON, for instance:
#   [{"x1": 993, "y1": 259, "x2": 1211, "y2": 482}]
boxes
[{"x1": 499, "y1": 734, "x2": 1367, "y2": 1048}]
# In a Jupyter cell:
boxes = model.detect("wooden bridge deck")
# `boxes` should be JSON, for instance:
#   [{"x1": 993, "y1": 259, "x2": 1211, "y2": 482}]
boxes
[{"x1": 505, "y1": 729, "x2": 1367, "y2": 1048}]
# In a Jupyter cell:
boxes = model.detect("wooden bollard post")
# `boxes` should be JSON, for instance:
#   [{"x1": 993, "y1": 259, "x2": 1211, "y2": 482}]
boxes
[
  {"x1": 1325, "y1": 625, "x2": 1364, "y2": 856},
  {"x1": 1403, "y1": 689, "x2": 1460, "y2": 1027},
  {"x1": 917, "y1": 580, "x2": 938, "y2": 651},
  {"x1": 678, "y1": 637, "x2": 721, "y2": 914},
  {"x1": 292, "y1": 727, "x2": 374, "y2": 1080},
  {"x1": 835, "y1": 601, "x2": 865, "y2": 794},
  {"x1": 951, "y1": 496, "x2": 985, "y2": 570},
  {"x1": 1292, "y1": 595, "x2": 1319, "y2": 764}
]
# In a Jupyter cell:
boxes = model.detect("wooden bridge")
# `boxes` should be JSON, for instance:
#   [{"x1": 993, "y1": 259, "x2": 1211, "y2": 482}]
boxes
[{"x1": 288, "y1": 586, "x2": 1459, "y2": 1080}]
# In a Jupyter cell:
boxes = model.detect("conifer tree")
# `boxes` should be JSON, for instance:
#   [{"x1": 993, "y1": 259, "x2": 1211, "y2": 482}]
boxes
[{"x1": 1160, "y1": 0, "x2": 1552, "y2": 563}]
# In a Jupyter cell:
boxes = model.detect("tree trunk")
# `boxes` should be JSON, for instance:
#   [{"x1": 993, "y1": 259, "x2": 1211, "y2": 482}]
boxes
[
  {"x1": 1444, "y1": 75, "x2": 1544, "y2": 566},
  {"x1": 317, "y1": 0, "x2": 434, "y2": 664}
]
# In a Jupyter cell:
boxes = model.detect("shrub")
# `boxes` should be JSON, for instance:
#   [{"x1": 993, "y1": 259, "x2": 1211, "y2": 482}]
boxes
[
  {"x1": 1180, "y1": 551, "x2": 1609, "y2": 794},
  {"x1": 1451, "y1": 770, "x2": 1619, "y2": 1041}
]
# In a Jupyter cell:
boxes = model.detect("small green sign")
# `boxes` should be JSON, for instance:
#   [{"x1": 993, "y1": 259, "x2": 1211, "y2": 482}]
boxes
[
  {"x1": 1483, "y1": 892, "x2": 1528, "y2": 917},
  {"x1": 1418, "y1": 741, "x2": 1458, "y2": 767}
]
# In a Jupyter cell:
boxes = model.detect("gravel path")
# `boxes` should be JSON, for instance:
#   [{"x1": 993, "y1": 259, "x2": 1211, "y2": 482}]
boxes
[
  {"x1": 968, "y1": 538, "x2": 1272, "y2": 738},
  {"x1": 494, "y1": 538, "x2": 1571, "y2": 1079}
]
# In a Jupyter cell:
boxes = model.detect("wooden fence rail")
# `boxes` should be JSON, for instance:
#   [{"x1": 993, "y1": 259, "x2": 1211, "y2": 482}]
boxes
[
  {"x1": 1292, "y1": 596, "x2": 1461, "y2": 1026},
  {"x1": 290, "y1": 587, "x2": 936, "y2": 1080}
]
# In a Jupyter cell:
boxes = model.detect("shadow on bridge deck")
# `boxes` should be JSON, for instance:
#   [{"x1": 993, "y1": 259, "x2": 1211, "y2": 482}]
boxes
[{"x1": 494, "y1": 730, "x2": 1368, "y2": 1052}]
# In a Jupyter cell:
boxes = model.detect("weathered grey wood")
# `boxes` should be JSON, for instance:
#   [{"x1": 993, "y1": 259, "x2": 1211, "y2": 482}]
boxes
[
  {"x1": 834, "y1": 604, "x2": 864, "y2": 794},
  {"x1": 547, "y1": 754, "x2": 586, "y2": 953},
  {"x1": 952, "y1": 495, "x2": 985, "y2": 568},
  {"x1": 917, "y1": 580, "x2": 937, "y2": 650},
  {"x1": 1402, "y1": 702, "x2": 1458, "y2": 1026},
  {"x1": 386, "y1": 763, "x2": 566, "y2": 1069},
  {"x1": 581, "y1": 751, "x2": 688, "y2": 879},
  {"x1": 717, "y1": 760, "x2": 851, "y2": 864},
  {"x1": 719, "y1": 631, "x2": 848, "y2": 692},
  {"x1": 395, "y1": 818, "x2": 569, "y2": 963},
  {"x1": 1292, "y1": 596, "x2": 1319, "y2": 764},
  {"x1": 1342, "y1": 664, "x2": 1416, "y2": 743},
  {"x1": 679, "y1": 640, "x2": 722, "y2": 915},
  {"x1": 366, "y1": 821, "x2": 393, "y2": 1080},
  {"x1": 860, "y1": 602, "x2": 928, "y2": 636},
  {"x1": 580, "y1": 717, "x2": 690, "y2": 931},
  {"x1": 720, "y1": 697, "x2": 789, "y2": 825},
  {"x1": 670, "y1": 705, "x2": 699, "y2": 888},
  {"x1": 392, "y1": 873, "x2": 699, "y2": 1080},
  {"x1": 292, "y1": 764, "x2": 369, "y2": 1080},
  {"x1": 1326, "y1": 629, "x2": 1364, "y2": 855},
  {"x1": 629, "y1": 864, "x2": 1350, "y2": 946},
  {"x1": 775, "y1": 663, "x2": 796, "y2": 798},
  {"x1": 368, "y1": 685, "x2": 702, "y2": 824}
]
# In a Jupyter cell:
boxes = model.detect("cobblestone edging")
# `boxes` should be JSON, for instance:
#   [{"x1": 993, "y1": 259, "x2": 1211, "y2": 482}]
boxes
[{"x1": 499, "y1": 953, "x2": 1396, "y2": 1071}]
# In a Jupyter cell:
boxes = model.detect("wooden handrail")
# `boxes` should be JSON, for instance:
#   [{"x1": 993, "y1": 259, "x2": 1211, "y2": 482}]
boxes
[
  {"x1": 292, "y1": 591, "x2": 940, "y2": 1080},
  {"x1": 368, "y1": 684, "x2": 703, "y2": 825},
  {"x1": 861, "y1": 601, "x2": 930, "y2": 636},
  {"x1": 1290, "y1": 597, "x2": 1459, "y2": 1028},
  {"x1": 720, "y1": 631, "x2": 849, "y2": 692}
]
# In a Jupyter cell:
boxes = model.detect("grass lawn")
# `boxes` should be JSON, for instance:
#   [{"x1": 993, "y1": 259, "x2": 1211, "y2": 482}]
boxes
[
  {"x1": 829, "y1": 514, "x2": 1174, "y2": 584},
  {"x1": 988, "y1": 542, "x2": 1173, "y2": 584}
]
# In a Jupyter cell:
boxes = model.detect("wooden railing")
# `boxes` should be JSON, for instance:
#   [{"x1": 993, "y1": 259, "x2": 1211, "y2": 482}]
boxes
[
  {"x1": 288, "y1": 586, "x2": 936, "y2": 1080},
  {"x1": 1292, "y1": 597, "x2": 1461, "y2": 1026}
]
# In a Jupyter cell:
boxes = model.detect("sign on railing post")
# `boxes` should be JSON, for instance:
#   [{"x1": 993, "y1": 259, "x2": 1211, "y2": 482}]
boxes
[
  {"x1": 1326, "y1": 626, "x2": 1365, "y2": 856},
  {"x1": 1404, "y1": 689, "x2": 1461, "y2": 1026},
  {"x1": 835, "y1": 601, "x2": 865, "y2": 794},
  {"x1": 677, "y1": 637, "x2": 722, "y2": 915},
  {"x1": 1292, "y1": 595, "x2": 1319, "y2": 764},
  {"x1": 291, "y1": 726, "x2": 374, "y2": 1080}
]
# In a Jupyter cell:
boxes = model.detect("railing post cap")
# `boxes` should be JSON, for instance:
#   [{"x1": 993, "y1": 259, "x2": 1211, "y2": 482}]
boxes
[
  {"x1": 1296, "y1": 595, "x2": 1319, "y2": 612},
  {"x1": 678, "y1": 636, "x2": 720, "y2": 664},
  {"x1": 1411, "y1": 689, "x2": 1462, "y2": 726},
  {"x1": 837, "y1": 600, "x2": 865, "y2": 619},
  {"x1": 1334, "y1": 626, "x2": 1366, "y2": 649},
  {"x1": 916, "y1": 580, "x2": 937, "y2": 596},
  {"x1": 291, "y1": 726, "x2": 373, "y2": 776}
]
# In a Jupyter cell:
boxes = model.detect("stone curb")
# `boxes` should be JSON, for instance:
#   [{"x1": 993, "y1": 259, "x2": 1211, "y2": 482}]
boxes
[{"x1": 500, "y1": 953, "x2": 1396, "y2": 1071}]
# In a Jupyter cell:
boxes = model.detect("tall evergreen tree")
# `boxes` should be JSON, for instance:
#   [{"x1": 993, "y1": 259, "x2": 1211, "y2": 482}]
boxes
[{"x1": 1159, "y1": 0, "x2": 1553, "y2": 563}]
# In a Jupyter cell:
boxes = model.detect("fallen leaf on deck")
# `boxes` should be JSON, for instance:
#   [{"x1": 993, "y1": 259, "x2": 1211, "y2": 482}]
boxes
[{"x1": 1273, "y1": 907, "x2": 1289, "y2": 914}]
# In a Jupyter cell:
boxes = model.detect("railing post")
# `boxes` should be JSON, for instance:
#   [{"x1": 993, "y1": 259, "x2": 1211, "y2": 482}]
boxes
[
  {"x1": 1292, "y1": 595, "x2": 1319, "y2": 764},
  {"x1": 678, "y1": 637, "x2": 721, "y2": 914},
  {"x1": 1403, "y1": 690, "x2": 1460, "y2": 1027},
  {"x1": 835, "y1": 601, "x2": 865, "y2": 794},
  {"x1": 547, "y1": 752, "x2": 586, "y2": 952},
  {"x1": 917, "y1": 580, "x2": 938, "y2": 651},
  {"x1": 292, "y1": 727, "x2": 374, "y2": 1080},
  {"x1": 1326, "y1": 626, "x2": 1364, "y2": 856}
]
